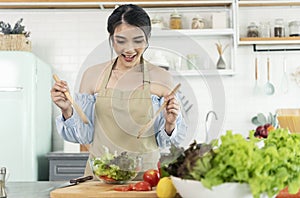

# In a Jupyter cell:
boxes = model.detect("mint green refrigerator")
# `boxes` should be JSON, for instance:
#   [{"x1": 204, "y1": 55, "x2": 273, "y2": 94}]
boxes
[{"x1": 0, "y1": 51, "x2": 52, "y2": 181}]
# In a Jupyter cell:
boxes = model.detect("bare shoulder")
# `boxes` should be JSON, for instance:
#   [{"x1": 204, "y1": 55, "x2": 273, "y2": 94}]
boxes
[
  {"x1": 147, "y1": 63, "x2": 174, "y2": 97},
  {"x1": 79, "y1": 60, "x2": 112, "y2": 94}
]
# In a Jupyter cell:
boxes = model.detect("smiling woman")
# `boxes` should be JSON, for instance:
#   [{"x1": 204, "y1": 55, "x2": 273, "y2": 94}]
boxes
[{"x1": 50, "y1": 4, "x2": 187, "y2": 178}]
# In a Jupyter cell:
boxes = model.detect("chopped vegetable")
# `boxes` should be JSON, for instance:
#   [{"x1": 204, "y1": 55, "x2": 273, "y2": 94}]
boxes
[{"x1": 91, "y1": 151, "x2": 139, "y2": 182}]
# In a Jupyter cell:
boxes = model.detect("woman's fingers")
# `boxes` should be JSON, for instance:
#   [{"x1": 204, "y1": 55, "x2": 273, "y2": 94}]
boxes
[{"x1": 51, "y1": 81, "x2": 68, "y2": 93}]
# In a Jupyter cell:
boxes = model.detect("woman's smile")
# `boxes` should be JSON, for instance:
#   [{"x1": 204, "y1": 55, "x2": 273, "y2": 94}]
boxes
[{"x1": 122, "y1": 53, "x2": 137, "y2": 62}]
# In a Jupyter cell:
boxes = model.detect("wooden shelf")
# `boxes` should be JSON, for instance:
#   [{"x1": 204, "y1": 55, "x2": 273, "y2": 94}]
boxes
[
  {"x1": 0, "y1": 0, "x2": 233, "y2": 9},
  {"x1": 238, "y1": 1, "x2": 300, "y2": 7},
  {"x1": 239, "y1": 37, "x2": 300, "y2": 45}
]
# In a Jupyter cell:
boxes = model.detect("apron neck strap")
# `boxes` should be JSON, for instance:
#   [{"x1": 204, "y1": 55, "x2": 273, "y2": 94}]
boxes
[{"x1": 97, "y1": 58, "x2": 150, "y2": 92}]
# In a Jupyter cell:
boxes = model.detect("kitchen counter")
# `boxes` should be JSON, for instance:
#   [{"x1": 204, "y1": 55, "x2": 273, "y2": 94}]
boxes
[
  {"x1": 5, "y1": 181, "x2": 299, "y2": 198},
  {"x1": 5, "y1": 181, "x2": 158, "y2": 198},
  {"x1": 6, "y1": 181, "x2": 65, "y2": 198}
]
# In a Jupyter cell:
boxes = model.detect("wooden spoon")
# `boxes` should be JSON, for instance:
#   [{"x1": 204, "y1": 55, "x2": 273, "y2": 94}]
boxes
[
  {"x1": 53, "y1": 74, "x2": 89, "y2": 124},
  {"x1": 137, "y1": 83, "x2": 181, "y2": 139}
]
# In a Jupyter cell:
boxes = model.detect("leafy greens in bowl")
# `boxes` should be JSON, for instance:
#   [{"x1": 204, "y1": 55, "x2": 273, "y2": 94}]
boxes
[
  {"x1": 90, "y1": 151, "x2": 142, "y2": 184},
  {"x1": 160, "y1": 129, "x2": 300, "y2": 198}
]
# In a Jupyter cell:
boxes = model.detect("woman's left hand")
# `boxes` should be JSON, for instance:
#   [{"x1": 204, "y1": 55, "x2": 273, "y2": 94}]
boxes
[{"x1": 164, "y1": 94, "x2": 180, "y2": 134}]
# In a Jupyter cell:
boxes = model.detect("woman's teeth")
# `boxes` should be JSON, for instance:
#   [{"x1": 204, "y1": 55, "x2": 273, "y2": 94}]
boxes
[{"x1": 123, "y1": 55, "x2": 135, "y2": 62}]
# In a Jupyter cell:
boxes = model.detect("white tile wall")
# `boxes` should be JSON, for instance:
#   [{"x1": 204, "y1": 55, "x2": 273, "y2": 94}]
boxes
[{"x1": 1, "y1": 8, "x2": 300, "y2": 151}]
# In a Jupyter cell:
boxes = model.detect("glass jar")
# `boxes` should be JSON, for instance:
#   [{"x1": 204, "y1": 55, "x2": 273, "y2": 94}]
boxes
[
  {"x1": 259, "y1": 21, "x2": 271, "y2": 38},
  {"x1": 151, "y1": 16, "x2": 164, "y2": 29},
  {"x1": 170, "y1": 10, "x2": 182, "y2": 29},
  {"x1": 289, "y1": 21, "x2": 300, "y2": 36},
  {"x1": 274, "y1": 18, "x2": 285, "y2": 37},
  {"x1": 247, "y1": 22, "x2": 259, "y2": 37},
  {"x1": 191, "y1": 15, "x2": 205, "y2": 29}
]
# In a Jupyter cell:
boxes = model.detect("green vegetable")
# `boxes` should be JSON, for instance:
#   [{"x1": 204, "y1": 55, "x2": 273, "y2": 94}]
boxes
[
  {"x1": 202, "y1": 129, "x2": 300, "y2": 198},
  {"x1": 162, "y1": 129, "x2": 300, "y2": 198},
  {"x1": 160, "y1": 140, "x2": 216, "y2": 179}
]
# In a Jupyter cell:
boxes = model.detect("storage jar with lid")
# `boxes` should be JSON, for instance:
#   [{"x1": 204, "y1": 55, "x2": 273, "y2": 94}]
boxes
[
  {"x1": 259, "y1": 21, "x2": 271, "y2": 38},
  {"x1": 151, "y1": 16, "x2": 164, "y2": 29},
  {"x1": 191, "y1": 15, "x2": 205, "y2": 29},
  {"x1": 170, "y1": 10, "x2": 182, "y2": 29},
  {"x1": 274, "y1": 18, "x2": 285, "y2": 37},
  {"x1": 247, "y1": 22, "x2": 259, "y2": 37},
  {"x1": 289, "y1": 21, "x2": 300, "y2": 37}
]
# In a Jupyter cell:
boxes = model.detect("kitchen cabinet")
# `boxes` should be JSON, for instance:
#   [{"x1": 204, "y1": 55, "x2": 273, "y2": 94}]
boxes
[
  {"x1": 144, "y1": 1, "x2": 237, "y2": 76},
  {"x1": 47, "y1": 152, "x2": 89, "y2": 181},
  {"x1": 237, "y1": 0, "x2": 300, "y2": 48}
]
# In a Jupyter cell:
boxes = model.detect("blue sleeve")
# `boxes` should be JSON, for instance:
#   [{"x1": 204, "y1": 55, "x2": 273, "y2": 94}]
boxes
[
  {"x1": 152, "y1": 95, "x2": 187, "y2": 149},
  {"x1": 55, "y1": 93, "x2": 96, "y2": 144}
]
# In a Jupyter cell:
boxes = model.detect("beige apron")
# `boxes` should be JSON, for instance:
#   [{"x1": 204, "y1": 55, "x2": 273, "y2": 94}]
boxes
[{"x1": 85, "y1": 60, "x2": 160, "y2": 176}]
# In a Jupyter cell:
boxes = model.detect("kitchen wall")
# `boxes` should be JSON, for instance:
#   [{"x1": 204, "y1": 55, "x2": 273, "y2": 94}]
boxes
[{"x1": 1, "y1": 8, "x2": 300, "y2": 151}]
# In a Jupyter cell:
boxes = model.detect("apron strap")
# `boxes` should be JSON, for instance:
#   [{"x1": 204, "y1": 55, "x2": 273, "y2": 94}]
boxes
[
  {"x1": 142, "y1": 61, "x2": 151, "y2": 90},
  {"x1": 96, "y1": 58, "x2": 151, "y2": 93}
]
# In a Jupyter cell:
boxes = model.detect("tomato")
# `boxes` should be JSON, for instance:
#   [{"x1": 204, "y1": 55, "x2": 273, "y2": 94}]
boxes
[
  {"x1": 134, "y1": 181, "x2": 152, "y2": 191},
  {"x1": 113, "y1": 186, "x2": 132, "y2": 191},
  {"x1": 143, "y1": 169, "x2": 160, "y2": 187}
]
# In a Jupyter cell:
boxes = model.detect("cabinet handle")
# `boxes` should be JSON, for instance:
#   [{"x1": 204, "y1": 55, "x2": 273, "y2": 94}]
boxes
[{"x1": 0, "y1": 87, "x2": 23, "y2": 92}]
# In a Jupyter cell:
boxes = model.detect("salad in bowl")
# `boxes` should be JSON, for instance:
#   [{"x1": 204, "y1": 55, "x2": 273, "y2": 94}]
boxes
[{"x1": 90, "y1": 151, "x2": 142, "y2": 184}]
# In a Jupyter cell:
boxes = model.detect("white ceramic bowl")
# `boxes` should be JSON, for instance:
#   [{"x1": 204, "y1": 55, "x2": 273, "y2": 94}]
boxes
[{"x1": 171, "y1": 176, "x2": 271, "y2": 198}]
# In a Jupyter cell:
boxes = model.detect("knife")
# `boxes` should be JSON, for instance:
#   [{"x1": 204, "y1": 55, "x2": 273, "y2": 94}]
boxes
[{"x1": 55, "y1": 175, "x2": 93, "y2": 189}]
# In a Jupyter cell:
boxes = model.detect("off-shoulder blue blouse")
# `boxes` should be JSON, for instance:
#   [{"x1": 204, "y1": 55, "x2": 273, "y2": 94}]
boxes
[{"x1": 56, "y1": 93, "x2": 187, "y2": 149}]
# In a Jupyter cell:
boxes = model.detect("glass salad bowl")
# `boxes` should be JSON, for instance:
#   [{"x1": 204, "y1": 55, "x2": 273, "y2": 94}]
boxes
[{"x1": 89, "y1": 151, "x2": 142, "y2": 184}]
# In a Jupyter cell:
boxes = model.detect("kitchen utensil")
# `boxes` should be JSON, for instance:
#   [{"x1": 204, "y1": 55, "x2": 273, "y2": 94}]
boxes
[
  {"x1": 0, "y1": 167, "x2": 7, "y2": 198},
  {"x1": 53, "y1": 74, "x2": 89, "y2": 124},
  {"x1": 264, "y1": 58, "x2": 275, "y2": 95},
  {"x1": 55, "y1": 175, "x2": 93, "y2": 189},
  {"x1": 253, "y1": 57, "x2": 260, "y2": 95},
  {"x1": 280, "y1": 57, "x2": 289, "y2": 94},
  {"x1": 51, "y1": 181, "x2": 157, "y2": 198},
  {"x1": 137, "y1": 83, "x2": 181, "y2": 139}
]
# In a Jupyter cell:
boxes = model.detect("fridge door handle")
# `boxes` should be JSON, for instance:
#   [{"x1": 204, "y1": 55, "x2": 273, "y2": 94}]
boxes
[{"x1": 0, "y1": 87, "x2": 23, "y2": 92}]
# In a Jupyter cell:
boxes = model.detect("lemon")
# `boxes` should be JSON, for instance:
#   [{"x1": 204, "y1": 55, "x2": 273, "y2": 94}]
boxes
[{"x1": 156, "y1": 177, "x2": 177, "y2": 198}]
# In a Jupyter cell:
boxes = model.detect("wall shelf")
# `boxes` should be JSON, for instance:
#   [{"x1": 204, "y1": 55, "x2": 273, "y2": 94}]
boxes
[
  {"x1": 237, "y1": 0, "x2": 300, "y2": 49},
  {"x1": 0, "y1": 0, "x2": 234, "y2": 9},
  {"x1": 239, "y1": 37, "x2": 300, "y2": 45},
  {"x1": 152, "y1": 29, "x2": 235, "y2": 37},
  {"x1": 238, "y1": 1, "x2": 300, "y2": 7}
]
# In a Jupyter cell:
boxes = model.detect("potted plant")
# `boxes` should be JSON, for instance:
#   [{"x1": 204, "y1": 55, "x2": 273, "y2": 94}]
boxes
[{"x1": 0, "y1": 18, "x2": 31, "y2": 51}]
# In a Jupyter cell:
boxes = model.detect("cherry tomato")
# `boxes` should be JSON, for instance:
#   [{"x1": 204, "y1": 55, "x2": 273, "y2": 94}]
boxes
[
  {"x1": 134, "y1": 181, "x2": 152, "y2": 191},
  {"x1": 143, "y1": 169, "x2": 160, "y2": 187}
]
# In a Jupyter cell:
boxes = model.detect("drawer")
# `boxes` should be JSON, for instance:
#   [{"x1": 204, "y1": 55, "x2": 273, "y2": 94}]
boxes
[{"x1": 47, "y1": 152, "x2": 89, "y2": 181}]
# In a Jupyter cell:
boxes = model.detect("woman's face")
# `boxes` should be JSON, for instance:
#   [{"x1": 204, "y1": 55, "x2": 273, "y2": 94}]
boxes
[{"x1": 112, "y1": 23, "x2": 148, "y2": 68}]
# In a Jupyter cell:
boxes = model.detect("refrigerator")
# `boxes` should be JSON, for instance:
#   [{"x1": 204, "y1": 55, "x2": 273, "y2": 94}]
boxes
[{"x1": 0, "y1": 51, "x2": 52, "y2": 181}]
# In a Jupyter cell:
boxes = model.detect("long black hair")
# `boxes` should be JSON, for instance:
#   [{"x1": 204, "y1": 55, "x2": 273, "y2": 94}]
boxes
[{"x1": 107, "y1": 4, "x2": 151, "y2": 43}]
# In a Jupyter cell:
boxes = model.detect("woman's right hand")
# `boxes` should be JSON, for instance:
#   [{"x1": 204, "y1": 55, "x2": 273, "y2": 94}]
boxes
[{"x1": 50, "y1": 80, "x2": 73, "y2": 119}]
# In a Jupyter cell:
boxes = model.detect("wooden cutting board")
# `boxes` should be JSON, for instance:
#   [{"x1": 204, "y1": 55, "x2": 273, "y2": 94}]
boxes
[{"x1": 50, "y1": 181, "x2": 158, "y2": 198}]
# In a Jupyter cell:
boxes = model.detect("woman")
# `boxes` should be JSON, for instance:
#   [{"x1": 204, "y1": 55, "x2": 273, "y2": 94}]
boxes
[{"x1": 51, "y1": 4, "x2": 187, "y2": 175}]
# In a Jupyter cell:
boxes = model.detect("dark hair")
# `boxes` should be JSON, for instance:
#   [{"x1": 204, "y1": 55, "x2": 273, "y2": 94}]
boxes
[{"x1": 107, "y1": 4, "x2": 151, "y2": 42}]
